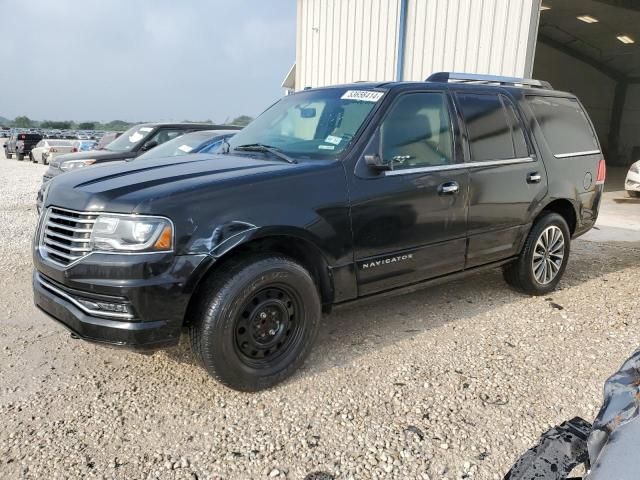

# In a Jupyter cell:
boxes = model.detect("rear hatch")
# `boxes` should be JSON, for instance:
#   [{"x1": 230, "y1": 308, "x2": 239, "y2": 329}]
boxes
[{"x1": 17, "y1": 134, "x2": 43, "y2": 153}]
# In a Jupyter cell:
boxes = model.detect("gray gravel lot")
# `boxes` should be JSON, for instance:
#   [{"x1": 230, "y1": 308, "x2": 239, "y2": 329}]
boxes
[{"x1": 1, "y1": 145, "x2": 639, "y2": 480}]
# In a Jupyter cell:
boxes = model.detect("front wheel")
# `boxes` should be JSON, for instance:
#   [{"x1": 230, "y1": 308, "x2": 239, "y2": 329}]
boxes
[
  {"x1": 503, "y1": 213, "x2": 571, "y2": 295},
  {"x1": 189, "y1": 254, "x2": 321, "y2": 392}
]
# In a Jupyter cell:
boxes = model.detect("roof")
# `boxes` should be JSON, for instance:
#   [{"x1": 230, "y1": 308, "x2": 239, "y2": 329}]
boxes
[{"x1": 135, "y1": 122, "x2": 239, "y2": 129}]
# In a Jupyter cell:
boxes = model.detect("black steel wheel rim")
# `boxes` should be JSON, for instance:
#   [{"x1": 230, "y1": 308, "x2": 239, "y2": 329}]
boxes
[{"x1": 234, "y1": 285, "x2": 304, "y2": 368}]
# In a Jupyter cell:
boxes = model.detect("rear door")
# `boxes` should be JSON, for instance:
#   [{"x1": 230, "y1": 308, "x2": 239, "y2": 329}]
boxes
[{"x1": 454, "y1": 91, "x2": 547, "y2": 268}]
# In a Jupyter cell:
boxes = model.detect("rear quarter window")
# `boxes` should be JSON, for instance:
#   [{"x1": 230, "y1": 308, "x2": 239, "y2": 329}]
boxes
[{"x1": 526, "y1": 96, "x2": 599, "y2": 157}]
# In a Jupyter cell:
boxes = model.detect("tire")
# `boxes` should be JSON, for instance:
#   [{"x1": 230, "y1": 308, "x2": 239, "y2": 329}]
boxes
[
  {"x1": 628, "y1": 190, "x2": 640, "y2": 198},
  {"x1": 6, "y1": 152, "x2": 12, "y2": 159},
  {"x1": 189, "y1": 254, "x2": 321, "y2": 392},
  {"x1": 30, "y1": 153, "x2": 35, "y2": 163},
  {"x1": 17, "y1": 152, "x2": 24, "y2": 161},
  {"x1": 503, "y1": 212, "x2": 571, "y2": 295}
]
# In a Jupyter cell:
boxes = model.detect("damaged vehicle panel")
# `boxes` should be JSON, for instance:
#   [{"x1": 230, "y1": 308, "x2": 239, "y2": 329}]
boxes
[
  {"x1": 33, "y1": 73, "x2": 604, "y2": 391},
  {"x1": 504, "y1": 348, "x2": 640, "y2": 480}
]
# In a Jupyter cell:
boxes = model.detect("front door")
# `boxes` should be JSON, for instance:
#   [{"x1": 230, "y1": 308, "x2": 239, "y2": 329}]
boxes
[
  {"x1": 454, "y1": 91, "x2": 548, "y2": 268},
  {"x1": 349, "y1": 91, "x2": 469, "y2": 296}
]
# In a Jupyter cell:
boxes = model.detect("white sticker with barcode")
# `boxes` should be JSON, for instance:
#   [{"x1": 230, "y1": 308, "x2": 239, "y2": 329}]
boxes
[
  {"x1": 341, "y1": 90, "x2": 384, "y2": 102},
  {"x1": 325, "y1": 135, "x2": 342, "y2": 145},
  {"x1": 178, "y1": 144, "x2": 192, "y2": 153}
]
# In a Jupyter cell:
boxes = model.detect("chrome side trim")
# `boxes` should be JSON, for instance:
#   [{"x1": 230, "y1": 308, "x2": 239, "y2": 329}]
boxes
[
  {"x1": 384, "y1": 157, "x2": 534, "y2": 176},
  {"x1": 37, "y1": 274, "x2": 134, "y2": 320},
  {"x1": 554, "y1": 150, "x2": 601, "y2": 159}
]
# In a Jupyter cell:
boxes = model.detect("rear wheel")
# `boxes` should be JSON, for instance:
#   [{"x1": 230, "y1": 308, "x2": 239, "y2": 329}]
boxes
[
  {"x1": 503, "y1": 212, "x2": 570, "y2": 295},
  {"x1": 17, "y1": 152, "x2": 24, "y2": 161},
  {"x1": 189, "y1": 254, "x2": 321, "y2": 392},
  {"x1": 6, "y1": 152, "x2": 12, "y2": 159}
]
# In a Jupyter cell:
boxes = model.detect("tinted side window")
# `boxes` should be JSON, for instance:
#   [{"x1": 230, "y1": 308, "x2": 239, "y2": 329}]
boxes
[
  {"x1": 457, "y1": 93, "x2": 515, "y2": 161},
  {"x1": 502, "y1": 98, "x2": 529, "y2": 158},
  {"x1": 148, "y1": 129, "x2": 185, "y2": 146},
  {"x1": 526, "y1": 96, "x2": 599, "y2": 156},
  {"x1": 381, "y1": 92, "x2": 453, "y2": 169}
]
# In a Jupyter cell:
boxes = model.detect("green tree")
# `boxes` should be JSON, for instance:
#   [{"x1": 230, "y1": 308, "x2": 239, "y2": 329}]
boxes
[
  {"x1": 229, "y1": 115, "x2": 254, "y2": 127},
  {"x1": 13, "y1": 116, "x2": 34, "y2": 128},
  {"x1": 41, "y1": 120, "x2": 73, "y2": 130},
  {"x1": 105, "y1": 120, "x2": 132, "y2": 131},
  {"x1": 78, "y1": 122, "x2": 96, "y2": 130}
]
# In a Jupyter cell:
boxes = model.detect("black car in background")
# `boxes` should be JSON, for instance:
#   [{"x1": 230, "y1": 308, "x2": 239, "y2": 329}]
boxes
[
  {"x1": 133, "y1": 129, "x2": 239, "y2": 162},
  {"x1": 4, "y1": 132, "x2": 43, "y2": 160},
  {"x1": 42, "y1": 122, "x2": 239, "y2": 180},
  {"x1": 33, "y1": 73, "x2": 605, "y2": 391}
]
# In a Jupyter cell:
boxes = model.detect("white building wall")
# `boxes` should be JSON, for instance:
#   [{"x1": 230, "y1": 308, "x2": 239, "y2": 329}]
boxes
[{"x1": 295, "y1": 0, "x2": 541, "y2": 90}]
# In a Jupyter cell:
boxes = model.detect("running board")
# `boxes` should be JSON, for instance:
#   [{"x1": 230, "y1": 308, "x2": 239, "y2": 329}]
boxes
[{"x1": 333, "y1": 257, "x2": 516, "y2": 311}]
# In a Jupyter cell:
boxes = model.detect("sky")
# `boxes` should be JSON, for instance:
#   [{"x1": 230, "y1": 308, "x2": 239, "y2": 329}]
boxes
[{"x1": 0, "y1": 0, "x2": 296, "y2": 123}]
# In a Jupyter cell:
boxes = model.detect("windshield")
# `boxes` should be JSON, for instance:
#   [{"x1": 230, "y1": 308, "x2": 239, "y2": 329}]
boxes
[
  {"x1": 104, "y1": 125, "x2": 154, "y2": 152},
  {"x1": 137, "y1": 132, "x2": 219, "y2": 160},
  {"x1": 227, "y1": 87, "x2": 384, "y2": 159}
]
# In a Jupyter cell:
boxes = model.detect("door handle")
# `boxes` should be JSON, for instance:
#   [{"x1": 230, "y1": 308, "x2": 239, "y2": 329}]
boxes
[
  {"x1": 438, "y1": 181, "x2": 459, "y2": 195},
  {"x1": 527, "y1": 172, "x2": 542, "y2": 184}
]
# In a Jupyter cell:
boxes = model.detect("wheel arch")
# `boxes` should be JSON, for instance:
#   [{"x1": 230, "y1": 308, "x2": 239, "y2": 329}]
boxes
[
  {"x1": 183, "y1": 229, "x2": 335, "y2": 326},
  {"x1": 538, "y1": 198, "x2": 578, "y2": 235}
]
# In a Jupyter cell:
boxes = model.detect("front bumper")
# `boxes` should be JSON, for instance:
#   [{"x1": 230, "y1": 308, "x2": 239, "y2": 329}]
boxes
[
  {"x1": 33, "y1": 251, "x2": 211, "y2": 350},
  {"x1": 626, "y1": 169, "x2": 640, "y2": 192}
]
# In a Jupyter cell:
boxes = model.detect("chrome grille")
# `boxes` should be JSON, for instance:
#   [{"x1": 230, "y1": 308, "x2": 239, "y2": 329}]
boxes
[{"x1": 40, "y1": 207, "x2": 98, "y2": 266}]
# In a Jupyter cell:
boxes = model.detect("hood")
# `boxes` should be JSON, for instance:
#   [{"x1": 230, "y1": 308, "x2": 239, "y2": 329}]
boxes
[
  {"x1": 51, "y1": 149, "x2": 136, "y2": 167},
  {"x1": 45, "y1": 153, "x2": 306, "y2": 213}
]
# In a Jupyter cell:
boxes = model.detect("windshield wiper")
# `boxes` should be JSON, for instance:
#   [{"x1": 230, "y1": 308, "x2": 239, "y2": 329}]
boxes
[{"x1": 234, "y1": 143, "x2": 298, "y2": 164}]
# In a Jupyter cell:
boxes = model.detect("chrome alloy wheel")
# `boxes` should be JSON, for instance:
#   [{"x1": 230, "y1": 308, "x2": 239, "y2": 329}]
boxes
[{"x1": 532, "y1": 225, "x2": 565, "y2": 285}]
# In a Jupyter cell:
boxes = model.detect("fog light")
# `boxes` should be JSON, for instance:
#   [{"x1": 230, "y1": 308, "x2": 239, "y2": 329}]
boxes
[{"x1": 77, "y1": 298, "x2": 133, "y2": 315}]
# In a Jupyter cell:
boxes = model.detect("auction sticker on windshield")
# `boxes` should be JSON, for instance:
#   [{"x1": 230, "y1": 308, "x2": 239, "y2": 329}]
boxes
[{"x1": 341, "y1": 90, "x2": 384, "y2": 102}]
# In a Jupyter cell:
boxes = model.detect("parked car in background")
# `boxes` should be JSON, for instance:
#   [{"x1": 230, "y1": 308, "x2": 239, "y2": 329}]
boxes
[
  {"x1": 42, "y1": 122, "x2": 238, "y2": 180},
  {"x1": 4, "y1": 132, "x2": 43, "y2": 160},
  {"x1": 37, "y1": 123, "x2": 240, "y2": 208},
  {"x1": 625, "y1": 160, "x2": 640, "y2": 197},
  {"x1": 30, "y1": 139, "x2": 75, "y2": 164},
  {"x1": 33, "y1": 73, "x2": 605, "y2": 391},
  {"x1": 95, "y1": 132, "x2": 122, "y2": 150},
  {"x1": 134, "y1": 129, "x2": 239, "y2": 161},
  {"x1": 72, "y1": 140, "x2": 97, "y2": 152}
]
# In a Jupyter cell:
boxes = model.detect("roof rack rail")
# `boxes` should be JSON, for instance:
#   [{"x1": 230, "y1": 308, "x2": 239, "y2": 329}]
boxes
[{"x1": 426, "y1": 72, "x2": 553, "y2": 89}]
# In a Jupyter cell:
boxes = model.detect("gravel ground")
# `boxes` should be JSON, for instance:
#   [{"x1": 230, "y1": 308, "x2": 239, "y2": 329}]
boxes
[{"x1": 1, "y1": 148, "x2": 639, "y2": 480}]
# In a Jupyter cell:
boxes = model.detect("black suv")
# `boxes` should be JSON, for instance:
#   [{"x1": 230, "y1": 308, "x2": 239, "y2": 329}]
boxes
[
  {"x1": 33, "y1": 73, "x2": 605, "y2": 391},
  {"x1": 4, "y1": 132, "x2": 43, "y2": 160}
]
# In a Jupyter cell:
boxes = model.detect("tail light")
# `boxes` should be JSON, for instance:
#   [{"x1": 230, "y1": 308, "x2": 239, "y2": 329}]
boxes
[
  {"x1": 596, "y1": 159, "x2": 606, "y2": 185},
  {"x1": 51, "y1": 148, "x2": 58, "y2": 153}
]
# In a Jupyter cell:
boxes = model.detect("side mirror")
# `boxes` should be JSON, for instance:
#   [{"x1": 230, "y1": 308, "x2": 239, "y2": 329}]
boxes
[
  {"x1": 141, "y1": 140, "x2": 158, "y2": 151},
  {"x1": 365, "y1": 153, "x2": 391, "y2": 171}
]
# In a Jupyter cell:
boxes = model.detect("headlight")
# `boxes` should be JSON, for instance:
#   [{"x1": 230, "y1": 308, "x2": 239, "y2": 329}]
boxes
[
  {"x1": 631, "y1": 162, "x2": 640, "y2": 174},
  {"x1": 90, "y1": 215, "x2": 173, "y2": 252},
  {"x1": 60, "y1": 159, "x2": 96, "y2": 171}
]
